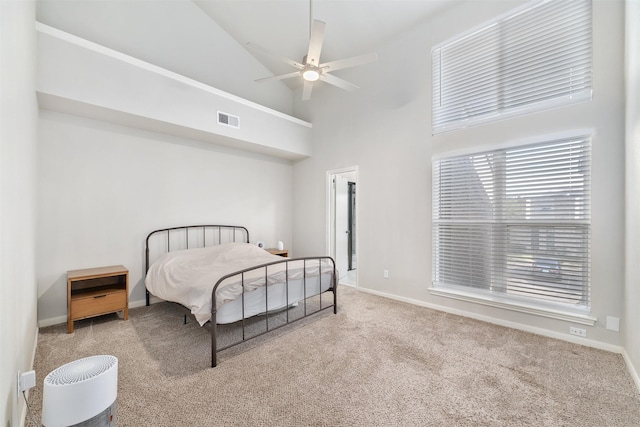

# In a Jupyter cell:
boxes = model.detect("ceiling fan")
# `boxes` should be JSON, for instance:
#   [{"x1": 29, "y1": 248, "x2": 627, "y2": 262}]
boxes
[{"x1": 246, "y1": 16, "x2": 378, "y2": 101}]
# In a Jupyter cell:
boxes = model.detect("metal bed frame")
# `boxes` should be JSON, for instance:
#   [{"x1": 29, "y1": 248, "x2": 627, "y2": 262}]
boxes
[{"x1": 145, "y1": 224, "x2": 337, "y2": 367}]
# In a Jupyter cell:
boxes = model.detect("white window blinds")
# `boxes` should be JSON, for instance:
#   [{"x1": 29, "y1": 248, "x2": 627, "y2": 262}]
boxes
[
  {"x1": 432, "y1": 135, "x2": 591, "y2": 311},
  {"x1": 432, "y1": 0, "x2": 592, "y2": 134}
]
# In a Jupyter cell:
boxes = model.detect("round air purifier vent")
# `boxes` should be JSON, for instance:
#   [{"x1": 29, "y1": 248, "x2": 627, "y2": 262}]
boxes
[{"x1": 42, "y1": 355, "x2": 118, "y2": 427}]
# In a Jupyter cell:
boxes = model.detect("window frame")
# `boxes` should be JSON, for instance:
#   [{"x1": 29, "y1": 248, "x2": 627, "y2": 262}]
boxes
[
  {"x1": 431, "y1": 0, "x2": 593, "y2": 134},
  {"x1": 430, "y1": 132, "x2": 595, "y2": 325}
]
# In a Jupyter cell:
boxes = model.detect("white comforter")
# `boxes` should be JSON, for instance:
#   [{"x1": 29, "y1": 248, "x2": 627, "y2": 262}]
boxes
[{"x1": 145, "y1": 243, "x2": 333, "y2": 326}]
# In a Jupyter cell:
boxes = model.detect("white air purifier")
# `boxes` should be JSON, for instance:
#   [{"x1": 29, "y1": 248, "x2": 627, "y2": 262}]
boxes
[{"x1": 42, "y1": 355, "x2": 118, "y2": 427}]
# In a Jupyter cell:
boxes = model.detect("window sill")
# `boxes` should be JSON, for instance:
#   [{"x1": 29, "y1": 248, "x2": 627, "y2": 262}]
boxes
[{"x1": 428, "y1": 286, "x2": 596, "y2": 326}]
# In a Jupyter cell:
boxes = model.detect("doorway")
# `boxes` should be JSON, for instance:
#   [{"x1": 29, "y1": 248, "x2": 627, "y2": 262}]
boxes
[
  {"x1": 347, "y1": 181, "x2": 356, "y2": 271},
  {"x1": 327, "y1": 167, "x2": 358, "y2": 287}
]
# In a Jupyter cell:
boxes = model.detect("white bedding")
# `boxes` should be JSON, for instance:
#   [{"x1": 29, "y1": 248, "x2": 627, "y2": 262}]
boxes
[{"x1": 145, "y1": 243, "x2": 334, "y2": 326}]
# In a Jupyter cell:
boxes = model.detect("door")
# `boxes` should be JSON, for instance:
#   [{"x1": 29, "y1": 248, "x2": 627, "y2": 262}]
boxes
[
  {"x1": 334, "y1": 175, "x2": 349, "y2": 281},
  {"x1": 348, "y1": 181, "x2": 356, "y2": 271},
  {"x1": 327, "y1": 167, "x2": 358, "y2": 287}
]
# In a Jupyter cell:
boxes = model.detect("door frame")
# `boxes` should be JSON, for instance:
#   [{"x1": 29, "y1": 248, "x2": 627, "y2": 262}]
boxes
[
  {"x1": 326, "y1": 166, "x2": 359, "y2": 287},
  {"x1": 347, "y1": 180, "x2": 356, "y2": 271}
]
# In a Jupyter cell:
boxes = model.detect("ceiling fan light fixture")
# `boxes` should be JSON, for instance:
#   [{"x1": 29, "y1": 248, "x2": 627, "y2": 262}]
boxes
[
  {"x1": 247, "y1": 12, "x2": 377, "y2": 100},
  {"x1": 302, "y1": 68, "x2": 320, "y2": 82}
]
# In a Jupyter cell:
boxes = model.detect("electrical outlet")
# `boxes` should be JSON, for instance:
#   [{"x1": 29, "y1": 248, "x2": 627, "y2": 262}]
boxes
[
  {"x1": 383, "y1": 269, "x2": 389, "y2": 279},
  {"x1": 18, "y1": 370, "x2": 36, "y2": 393},
  {"x1": 569, "y1": 326, "x2": 587, "y2": 337}
]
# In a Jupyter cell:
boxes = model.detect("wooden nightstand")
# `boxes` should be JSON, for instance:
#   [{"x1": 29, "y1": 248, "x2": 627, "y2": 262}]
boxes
[
  {"x1": 266, "y1": 248, "x2": 289, "y2": 257},
  {"x1": 67, "y1": 265, "x2": 129, "y2": 333}
]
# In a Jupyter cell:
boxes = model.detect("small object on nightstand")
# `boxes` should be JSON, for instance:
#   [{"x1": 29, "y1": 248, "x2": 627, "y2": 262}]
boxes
[
  {"x1": 67, "y1": 265, "x2": 129, "y2": 334},
  {"x1": 277, "y1": 241, "x2": 284, "y2": 250},
  {"x1": 266, "y1": 248, "x2": 289, "y2": 257}
]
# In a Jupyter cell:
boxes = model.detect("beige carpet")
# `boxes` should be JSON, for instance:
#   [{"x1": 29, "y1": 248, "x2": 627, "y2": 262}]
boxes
[{"x1": 29, "y1": 286, "x2": 640, "y2": 426}]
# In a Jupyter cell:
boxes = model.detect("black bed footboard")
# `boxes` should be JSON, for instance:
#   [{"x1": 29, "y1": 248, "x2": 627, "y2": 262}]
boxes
[
  {"x1": 144, "y1": 224, "x2": 337, "y2": 368},
  {"x1": 210, "y1": 256, "x2": 337, "y2": 367}
]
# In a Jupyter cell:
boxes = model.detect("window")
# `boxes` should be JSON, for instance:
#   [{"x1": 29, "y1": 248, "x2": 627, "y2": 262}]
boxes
[
  {"x1": 432, "y1": 135, "x2": 591, "y2": 316},
  {"x1": 432, "y1": 0, "x2": 592, "y2": 134}
]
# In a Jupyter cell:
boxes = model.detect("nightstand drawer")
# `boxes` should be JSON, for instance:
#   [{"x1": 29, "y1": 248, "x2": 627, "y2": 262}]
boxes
[{"x1": 71, "y1": 290, "x2": 126, "y2": 319}]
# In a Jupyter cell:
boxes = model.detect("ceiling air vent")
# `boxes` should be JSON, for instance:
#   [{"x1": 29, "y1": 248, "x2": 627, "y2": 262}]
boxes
[{"x1": 218, "y1": 111, "x2": 240, "y2": 129}]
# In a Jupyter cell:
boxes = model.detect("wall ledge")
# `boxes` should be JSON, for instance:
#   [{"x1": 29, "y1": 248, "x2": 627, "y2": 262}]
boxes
[{"x1": 36, "y1": 22, "x2": 312, "y2": 160}]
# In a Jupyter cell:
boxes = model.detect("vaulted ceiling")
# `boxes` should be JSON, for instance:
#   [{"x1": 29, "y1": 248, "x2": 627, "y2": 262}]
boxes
[
  {"x1": 195, "y1": 0, "x2": 454, "y2": 89},
  {"x1": 36, "y1": 0, "x2": 457, "y2": 113}
]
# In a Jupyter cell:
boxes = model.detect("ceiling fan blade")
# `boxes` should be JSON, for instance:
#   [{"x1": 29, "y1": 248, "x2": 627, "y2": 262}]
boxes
[
  {"x1": 305, "y1": 20, "x2": 326, "y2": 66},
  {"x1": 320, "y1": 52, "x2": 378, "y2": 73},
  {"x1": 320, "y1": 73, "x2": 359, "y2": 92},
  {"x1": 302, "y1": 80, "x2": 314, "y2": 101},
  {"x1": 255, "y1": 71, "x2": 302, "y2": 83},
  {"x1": 245, "y1": 42, "x2": 304, "y2": 69}
]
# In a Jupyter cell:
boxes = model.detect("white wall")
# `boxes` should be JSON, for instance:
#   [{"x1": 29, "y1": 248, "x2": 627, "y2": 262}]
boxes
[
  {"x1": 0, "y1": 1, "x2": 39, "y2": 426},
  {"x1": 293, "y1": 0, "x2": 626, "y2": 348},
  {"x1": 624, "y1": 0, "x2": 640, "y2": 387},
  {"x1": 36, "y1": 0, "x2": 294, "y2": 115},
  {"x1": 36, "y1": 22, "x2": 312, "y2": 161},
  {"x1": 37, "y1": 110, "x2": 294, "y2": 325}
]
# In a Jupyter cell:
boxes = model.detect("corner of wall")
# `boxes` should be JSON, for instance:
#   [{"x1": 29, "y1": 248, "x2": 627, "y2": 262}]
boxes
[{"x1": 624, "y1": 0, "x2": 640, "y2": 393}]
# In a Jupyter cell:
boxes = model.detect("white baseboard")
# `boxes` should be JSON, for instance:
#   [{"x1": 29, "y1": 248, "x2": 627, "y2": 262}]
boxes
[
  {"x1": 38, "y1": 314, "x2": 67, "y2": 328},
  {"x1": 622, "y1": 349, "x2": 640, "y2": 394},
  {"x1": 357, "y1": 287, "x2": 624, "y2": 354},
  {"x1": 38, "y1": 296, "x2": 165, "y2": 328},
  {"x1": 129, "y1": 295, "x2": 164, "y2": 308},
  {"x1": 30, "y1": 326, "x2": 38, "y2": 368},
  {"x1": 20, "y1": 326, "x2": 39, "y2": 427}
]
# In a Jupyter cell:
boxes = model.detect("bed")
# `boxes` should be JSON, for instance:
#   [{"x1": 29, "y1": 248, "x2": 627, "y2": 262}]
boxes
[{"x1": 144, "y1": 225, "x2": 337, "y2": 367}]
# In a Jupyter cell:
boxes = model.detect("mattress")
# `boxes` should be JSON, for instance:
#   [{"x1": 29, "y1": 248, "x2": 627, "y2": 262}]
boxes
[
  {"x1": 145, "y1": 243, "x2": 334, "y2": 325},
  {"x1": 216, "y1": 274, "x2": 333, "y2": 324}
]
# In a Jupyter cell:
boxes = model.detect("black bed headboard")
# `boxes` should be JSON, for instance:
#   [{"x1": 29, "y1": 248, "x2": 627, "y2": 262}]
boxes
[
  {"x1": 144, "y1": 225, "x2": 249, "y2": 305},
  {"x1": 145, "y1": 225, "x2": 250, "y2": 271}
]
